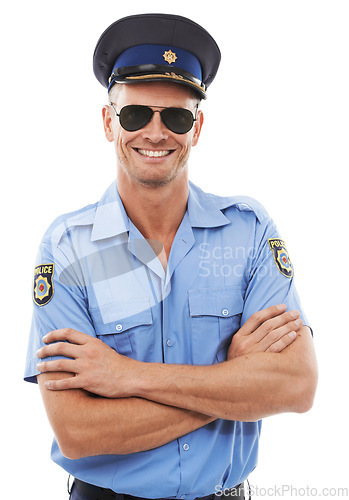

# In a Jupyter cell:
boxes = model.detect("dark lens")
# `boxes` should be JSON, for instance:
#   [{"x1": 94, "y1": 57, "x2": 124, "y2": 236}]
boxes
[
  {"x1": 161, "y1": 108, "x2": 194, "y2": 134},
  {"x1": 119, "y1": 105, "x2": 154, "y2": 132}
]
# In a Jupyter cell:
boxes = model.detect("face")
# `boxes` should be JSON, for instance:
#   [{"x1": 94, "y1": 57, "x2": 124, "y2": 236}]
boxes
[{"x1": 102, "y1": 82, "x2": 204, "y2": 189}]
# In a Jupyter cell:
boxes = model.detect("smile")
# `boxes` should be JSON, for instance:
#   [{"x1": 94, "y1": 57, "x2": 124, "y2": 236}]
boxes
[{"x1": 136, "y1": 149, "x2": 173, "y2": 158}]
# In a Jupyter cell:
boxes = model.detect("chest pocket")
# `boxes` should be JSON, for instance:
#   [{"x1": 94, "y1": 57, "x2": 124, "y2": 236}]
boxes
[
  {"x1": 188, "y1": 286, "x2": 244, "y2": 365},
  {"x1": 89, "y1": 298, "x2": 154, "y2": 360}
]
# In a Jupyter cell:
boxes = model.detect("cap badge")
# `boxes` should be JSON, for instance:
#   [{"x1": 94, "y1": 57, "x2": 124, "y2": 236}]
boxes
[{"x1": 163, "y1": 49, "x2": 178, "y2": 65}]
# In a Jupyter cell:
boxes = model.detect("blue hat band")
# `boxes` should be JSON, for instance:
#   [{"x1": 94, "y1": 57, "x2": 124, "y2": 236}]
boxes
[{"x1": 110, "y1": 44, "x2": 203, "y2": 83}]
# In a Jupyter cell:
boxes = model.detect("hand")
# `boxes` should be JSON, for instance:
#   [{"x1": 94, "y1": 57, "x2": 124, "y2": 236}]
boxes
[
  {"x1": 36, "y1": 329, "x2": 143, "y2": 398},
  {"x1": 227, "y1": 304, "x2": 303, "y2": 360}
]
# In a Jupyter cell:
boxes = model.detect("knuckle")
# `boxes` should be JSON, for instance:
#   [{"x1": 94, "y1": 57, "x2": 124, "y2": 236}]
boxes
[
  {"x1": 56, "y1": 359, "x2": 64, "y2": 371},
  {"x1": 56, "y1": 378, "x2": 68, "y2": 390},
  {"x1": 235, "y1": 339, "x2": 250, "y2": 356},
  {"x1": 271, "y1": 337, "x2": 288, "y2": 352},
  {"x1": 278, "y1": 312, "x2": 289, "y2": 325},
  {"x1": 92, "y1": 336, "x2": 102, "y2": 347},
  {"x1": 267, "y1": 330, "x2": 280, "y2": 343},
  {"x1": 261, "y1": 317, "x2": 274, "y2": 330},
  {"x1": 251, "y1": 310, "x2": 264, "y2": 324},
  {"x1": 267, "y1": 343, "x2": 279, "y2": 353},
  {"x1": 56, "y1": 342, "x2": 66, "y2": 354}
]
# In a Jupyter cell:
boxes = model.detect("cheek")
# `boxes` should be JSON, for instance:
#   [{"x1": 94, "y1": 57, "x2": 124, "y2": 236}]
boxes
[
  {"x1": 178, "y1": 137, "x2": 193, "y2": 158},
  {"x1": 114, "y1": 130, "x2": 131, "y2": 159}
]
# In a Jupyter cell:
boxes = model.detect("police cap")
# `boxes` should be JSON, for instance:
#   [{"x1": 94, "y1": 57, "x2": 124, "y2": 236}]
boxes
[{"x1": 93, "y1": 13, "x2": 221, "y2": 99}]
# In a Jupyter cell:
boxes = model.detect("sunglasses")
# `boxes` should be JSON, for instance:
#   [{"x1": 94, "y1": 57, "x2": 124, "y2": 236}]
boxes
[{"x1": 109, "y1": 103, "x2": 198, "y2": 135}]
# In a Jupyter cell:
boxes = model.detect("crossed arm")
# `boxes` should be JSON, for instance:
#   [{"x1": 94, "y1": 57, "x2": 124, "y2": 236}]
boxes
[{"x1": 37, "y1": 304, "x2": 317, "y2": 459}]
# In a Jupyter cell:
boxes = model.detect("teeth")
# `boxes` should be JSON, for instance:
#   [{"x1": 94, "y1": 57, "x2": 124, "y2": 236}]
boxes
[{"x1": 138, "y1": 149, "x2": 171, "y2": 158}]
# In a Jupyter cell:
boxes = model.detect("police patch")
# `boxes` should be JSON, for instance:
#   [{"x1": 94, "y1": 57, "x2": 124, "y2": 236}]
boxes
[
  {"x1": 268, "y1": 239, "x2": 293, "y2": 278},
  {"x1": 33, "y1": 263, "x2": 54, "y2": 306}
]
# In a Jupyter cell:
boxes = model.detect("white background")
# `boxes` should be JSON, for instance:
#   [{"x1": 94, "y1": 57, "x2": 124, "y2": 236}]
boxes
[{"x1": 1, "y1": 1, "x2": 348, "y2": 499}]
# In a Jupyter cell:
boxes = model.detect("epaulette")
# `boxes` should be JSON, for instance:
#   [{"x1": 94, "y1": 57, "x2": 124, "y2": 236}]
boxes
[{"x1": 42, "y1": 204, "x2": 97, "y2": 247}]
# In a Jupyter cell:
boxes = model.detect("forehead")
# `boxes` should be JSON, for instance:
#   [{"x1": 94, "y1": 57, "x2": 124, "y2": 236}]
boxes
[{"x1": 113, "y1": 82, "x2": 197, "y2": 107}]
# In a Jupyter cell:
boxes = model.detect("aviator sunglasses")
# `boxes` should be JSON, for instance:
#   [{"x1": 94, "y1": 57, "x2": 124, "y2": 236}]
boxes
[{"x1": 109, "y1": 103, "x2": 198, "y2": 135}]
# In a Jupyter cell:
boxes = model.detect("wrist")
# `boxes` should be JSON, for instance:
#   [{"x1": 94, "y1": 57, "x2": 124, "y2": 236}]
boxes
[{"x1": 116, "y1": 357, "x2": 151, "y2": 399}]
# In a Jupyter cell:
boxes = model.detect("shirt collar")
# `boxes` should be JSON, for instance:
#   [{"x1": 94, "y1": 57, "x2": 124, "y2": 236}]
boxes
[
  {"x1": 91, "y1": 181, "x2": 129, "y2": 242},
  {"x1": 187, "y1": 181, "x2": 232, "y2": 228},
  {"x1": 91, "y1": 180, "x2": 232, "y2": 242}
]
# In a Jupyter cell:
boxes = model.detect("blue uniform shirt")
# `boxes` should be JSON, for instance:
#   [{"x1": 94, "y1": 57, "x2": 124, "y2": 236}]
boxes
[{"x1": 24, "y1": 181, "x2": 308, "y2": 499}]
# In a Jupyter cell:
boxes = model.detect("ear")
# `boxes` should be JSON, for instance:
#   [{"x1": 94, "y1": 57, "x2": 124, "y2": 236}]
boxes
[
  {"x1": 102, "y1": 105, "x2": 115, "y2": 142},
  {"x1": 191, "y1": 110, "x2": 204, "y2": 147}
]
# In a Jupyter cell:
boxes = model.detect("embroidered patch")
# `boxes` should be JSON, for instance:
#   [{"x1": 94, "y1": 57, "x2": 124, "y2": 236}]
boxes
[
  {"x1": 33, "y1": 263, "x2": 54, "y2": 306},
  {"x1": 268, "y1": 239, "x2": 293, "y2": 278}
]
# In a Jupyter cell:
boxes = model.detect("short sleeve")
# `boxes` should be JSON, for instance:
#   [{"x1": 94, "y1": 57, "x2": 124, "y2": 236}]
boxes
[
  {"x1": 241, "y1": 217, "x2": 310, "y2": 329},
  {"x1": 24, "y1": 235, "x2": 96, "y2": 383}
]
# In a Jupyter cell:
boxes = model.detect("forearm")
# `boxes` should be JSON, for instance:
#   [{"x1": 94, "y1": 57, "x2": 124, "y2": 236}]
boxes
[
  {"x1": 134, "y1": 356, "x2": 298, "y2": 421},
  {"x1": 38, "y1": 372, "x2": 214, "y2": 459},
  {"x1": 37, "y1": 319, "x2": 317, "y2": 432},
  {"x1": 133, "y1": 328, "x2": 317, "y2": 421}
]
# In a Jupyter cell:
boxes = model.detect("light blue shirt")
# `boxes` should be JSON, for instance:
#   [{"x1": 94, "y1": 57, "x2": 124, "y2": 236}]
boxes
[{"x1": 24, "y1": 181, "x2": 308, "y2": 499}]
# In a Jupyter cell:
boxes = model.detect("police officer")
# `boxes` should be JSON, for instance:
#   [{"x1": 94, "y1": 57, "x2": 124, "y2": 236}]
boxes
[{"x1": 25, "y1": 14, "x2": 317, "y2": 500}]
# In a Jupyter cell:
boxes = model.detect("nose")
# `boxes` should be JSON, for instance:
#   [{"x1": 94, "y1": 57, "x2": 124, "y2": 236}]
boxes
[{"x1": 142, "y1": 110, "x2": 169, "y2": 143}]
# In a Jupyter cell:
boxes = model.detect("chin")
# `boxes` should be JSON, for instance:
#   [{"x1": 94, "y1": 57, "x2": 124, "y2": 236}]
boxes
[
  {"x1": 132, "y1": 164, "x2": 187, "y2": 189},
  {"x1": 134, "y1": 174, "x2": 178, "y2": 189}
]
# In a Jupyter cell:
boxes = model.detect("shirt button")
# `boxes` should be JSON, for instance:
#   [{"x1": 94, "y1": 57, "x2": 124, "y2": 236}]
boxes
[
  {"x1": 166, "y1": 339, "x2": 173, "y2": 347},
  {"x1": 115, "y1": 324, "x2": 123, "y2": 332},
  {"x1": 222, "y1": 309, "x2": 229, "y2": 316},
  {"x1": 183, "y1": 443, "x2": 190, "y2": 451}
]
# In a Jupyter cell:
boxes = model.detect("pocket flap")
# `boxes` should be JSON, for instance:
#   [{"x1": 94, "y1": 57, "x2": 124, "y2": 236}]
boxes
[
  {"x1": 90, "y1": 298, "x2": 153, "y2": 334},
  {"x1": 188, "y1": 286, "x2": 244, "y2": 318}
]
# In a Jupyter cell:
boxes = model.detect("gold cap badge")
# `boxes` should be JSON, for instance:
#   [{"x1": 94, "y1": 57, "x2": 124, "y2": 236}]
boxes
[{"x1": 163, "y1": 49, "x2": 178, "y2": 65}]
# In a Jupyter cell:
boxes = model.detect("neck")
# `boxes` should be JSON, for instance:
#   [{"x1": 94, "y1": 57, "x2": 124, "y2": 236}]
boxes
[{"x1": 117, "y1": 173, "x2": 189, "y2": 246}]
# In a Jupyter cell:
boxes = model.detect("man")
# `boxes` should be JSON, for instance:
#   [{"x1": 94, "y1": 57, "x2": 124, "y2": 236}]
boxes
[{"x1": 25, "y1": 13, "x2": 317, "y2": 500}]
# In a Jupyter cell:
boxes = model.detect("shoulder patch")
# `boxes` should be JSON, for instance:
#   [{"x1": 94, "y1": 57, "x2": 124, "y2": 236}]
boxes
[
  {"x1": 33, "y1": 263, "x2": 54, "y2": 306},
  {"x1": 268, "y1": 238, "x2": 293, "y2": 278}
]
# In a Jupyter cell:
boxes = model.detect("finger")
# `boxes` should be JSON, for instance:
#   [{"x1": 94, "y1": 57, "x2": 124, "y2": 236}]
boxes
[
  {"x1": 43, "y1": 328, "x2": 90, "y2": 345},
  {"x1": 233, "y1": 316, "x2": 303, "y2": 356},
  {"x1": 44, "y1": 375, "x2": 82, "y2": 391},
  {"x1": 37, "y1": 358, "x2": 78, "y2": 374},
  {"x1": 266, "y1": 331, "x2": 297, "y2": 353},
  {"x1": 257, "y1": 318, "x2": 303, "y2": 350},
  {"x1": 238, "y1": 304, "x2": 287, "y2": 336},
  {"x1": 37, "y1": 341, "x2": 80, "y2": 360},
  {"x1": 245, "y1": 309, "x2": 301, "y2": 344}
]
